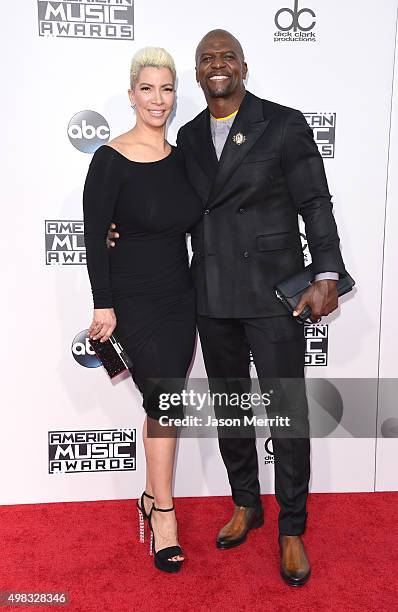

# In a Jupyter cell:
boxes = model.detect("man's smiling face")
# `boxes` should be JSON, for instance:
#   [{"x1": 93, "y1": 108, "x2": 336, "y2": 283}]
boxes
[{"x1": 195, "y1": 31, "x2": 248, "y2": 100}]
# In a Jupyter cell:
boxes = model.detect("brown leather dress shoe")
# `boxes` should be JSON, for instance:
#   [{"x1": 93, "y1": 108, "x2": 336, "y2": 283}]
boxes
[
  {"x1": 279, "y1": 535, "x2": 311, "y2": 586},
  {"x1": 216, "y1": 504, "x2": 264, "y2": 549}
]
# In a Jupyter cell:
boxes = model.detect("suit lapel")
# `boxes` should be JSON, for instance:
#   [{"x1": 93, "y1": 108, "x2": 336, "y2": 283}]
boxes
[
  {"x1": 187, "y1": 108, "x2": 219, "y2": 182},
  {"x1": 207, "y1": 91, "x2": 270, "y2": 208}
]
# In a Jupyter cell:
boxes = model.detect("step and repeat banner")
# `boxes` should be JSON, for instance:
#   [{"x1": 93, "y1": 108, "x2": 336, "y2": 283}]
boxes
[{"x1": 2, "y1": 0, "x2": 398, "y2": 505}]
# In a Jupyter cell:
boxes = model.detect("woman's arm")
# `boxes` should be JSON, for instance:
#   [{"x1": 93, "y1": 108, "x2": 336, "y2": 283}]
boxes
[
  {"x1": 83, "y1": 145, "x2": 120, "y2": 308},
  {"x1": 83, "y1": 145, "x2": 119, "y2": 341}
]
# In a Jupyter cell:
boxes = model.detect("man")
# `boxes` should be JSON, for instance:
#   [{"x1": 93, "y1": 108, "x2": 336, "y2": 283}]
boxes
[{"x1": 109, "y1": 29, "x2": 346, "y2": 585}]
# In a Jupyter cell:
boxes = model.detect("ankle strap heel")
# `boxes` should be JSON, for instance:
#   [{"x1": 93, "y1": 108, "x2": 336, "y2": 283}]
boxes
[
  {"x1": 152, "y1": 505, "x2": 174, "y2": 513},
  {"x1": 148, "y1": 504, "x2": 183, "y2": 573},
  {"x1": 137, "y1": 491, "x2": 154, "y2": 518}
]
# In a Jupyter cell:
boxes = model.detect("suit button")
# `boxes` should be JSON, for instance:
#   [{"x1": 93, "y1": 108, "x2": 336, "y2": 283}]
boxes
[
  {"x1": 204, "y1": 209, "x2": 210, "y2": 215},
  {"x1": 243, "y1": 250, "x2": 249, "y2": 258},
  {"x1": 239, "y1": 208, "x2": 245, "y2": 214},
  {"x1": 269, "y1": 175, "x2": 275, "y2": 181}
]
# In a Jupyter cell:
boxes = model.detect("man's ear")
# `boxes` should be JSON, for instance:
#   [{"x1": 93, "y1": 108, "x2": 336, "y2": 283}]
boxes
[{"x1": 243, "y1": 62, "x2": 248, "y2": 80}]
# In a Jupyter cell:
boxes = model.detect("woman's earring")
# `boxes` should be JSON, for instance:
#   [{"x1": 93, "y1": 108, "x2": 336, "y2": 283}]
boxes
[{"x1": 131, "y1": 104, "x2": 136, "y2": 110}]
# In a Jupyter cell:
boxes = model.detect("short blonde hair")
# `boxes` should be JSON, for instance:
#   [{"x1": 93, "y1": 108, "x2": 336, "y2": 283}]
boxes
[{"x1": 130, "y1": 47, "x2": 176, "y2": 89}]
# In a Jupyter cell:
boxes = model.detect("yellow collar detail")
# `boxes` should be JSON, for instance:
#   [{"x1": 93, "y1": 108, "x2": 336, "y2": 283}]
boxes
[{"x1": 211, "y1": 110, "x2": 238, "y2": 121}]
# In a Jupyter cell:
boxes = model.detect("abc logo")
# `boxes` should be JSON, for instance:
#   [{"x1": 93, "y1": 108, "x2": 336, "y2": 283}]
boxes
[
  {"x1": 264, "y1": 438, "x2": 274, "y2": 456},
  {"x1": 68, "y1": 110, "x2": 110, "y2": 153},
  {"x1": 71, "y1": 329, "x2": 101, "y2": 368}
]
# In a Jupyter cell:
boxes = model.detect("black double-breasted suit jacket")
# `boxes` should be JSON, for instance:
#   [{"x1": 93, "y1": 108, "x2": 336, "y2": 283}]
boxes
[{"x1": 177, "y1": 90, "x2": 346, "y2": 318}]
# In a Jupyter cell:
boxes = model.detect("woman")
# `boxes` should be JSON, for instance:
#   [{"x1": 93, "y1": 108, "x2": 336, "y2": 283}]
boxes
[{"x1": 83, "y1": 47, "x2": 203, "y2": 573}]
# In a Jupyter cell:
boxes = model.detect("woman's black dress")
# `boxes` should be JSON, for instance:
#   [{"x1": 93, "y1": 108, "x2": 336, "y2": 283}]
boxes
[{"x1": 83, "y1": 144, "x2": 203, "y2": 419}]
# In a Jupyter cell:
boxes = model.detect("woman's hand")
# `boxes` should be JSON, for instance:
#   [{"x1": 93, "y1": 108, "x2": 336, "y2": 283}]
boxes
[
  {"x1": 106, "y1": 223, "x2": 119, "y2": 248},
  {"x1": 88, "y1": 308, "x2": 116, "y2": 343}
]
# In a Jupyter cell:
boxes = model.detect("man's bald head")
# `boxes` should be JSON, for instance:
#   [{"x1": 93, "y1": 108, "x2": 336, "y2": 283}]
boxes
[
  {"x1": 195, "y1": 29, "x2": 245, "y2": 66},
  {"x1": 195, "y1": 28, "x2": 247, "y2": 105}
]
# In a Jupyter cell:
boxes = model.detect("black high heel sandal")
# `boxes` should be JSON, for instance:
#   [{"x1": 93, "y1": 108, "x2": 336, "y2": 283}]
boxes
[
  {"x1": 148, "y1": 505, "x2": 184, "y2": 573},
  {"x1": 136, "y1": 491, "x2": 154, "y2": 543}
]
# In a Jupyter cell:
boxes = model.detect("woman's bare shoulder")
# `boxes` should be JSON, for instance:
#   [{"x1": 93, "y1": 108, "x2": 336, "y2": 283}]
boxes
[
  {"x1": 106, "y1": 132, "x2": 135, "y2": 155},
  {"x1": 105, "y1": 134, "x2": 171, "y2": 162}
]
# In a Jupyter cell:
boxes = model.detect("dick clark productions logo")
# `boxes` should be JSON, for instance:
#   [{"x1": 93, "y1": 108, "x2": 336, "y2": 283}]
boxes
[
  {"x1": 68, "y1": 110, "x2": 110, "y2": 153},
  {"x1": 264, "y1": 438, "x2": 274, "y2": 465},
  {"x1": 274, "y1": 0, "x2": 316, "y2": 42}
]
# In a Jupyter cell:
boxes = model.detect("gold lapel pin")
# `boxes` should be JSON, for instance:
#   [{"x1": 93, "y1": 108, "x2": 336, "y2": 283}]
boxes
[{"x1": 233, "y1": 132, "x2": 246, "y2": 145}]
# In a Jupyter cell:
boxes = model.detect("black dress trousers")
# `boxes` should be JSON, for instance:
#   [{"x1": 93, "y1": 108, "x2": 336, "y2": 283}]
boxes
[{"x1": 197, "y1": 313, "x2": 310, "y2": 536}]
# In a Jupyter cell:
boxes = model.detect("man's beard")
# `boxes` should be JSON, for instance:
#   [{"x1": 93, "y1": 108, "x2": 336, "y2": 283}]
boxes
[
  {"x1": 206, "y1": 82, "x2": 234, "y2": 98},
  {"x1": 208, "y1": 89, "x2": 230, "y2": 98}
]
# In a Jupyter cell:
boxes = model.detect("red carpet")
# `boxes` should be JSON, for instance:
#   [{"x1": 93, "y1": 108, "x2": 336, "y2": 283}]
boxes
[{"x1": 0, "y1": 492, "x2": 397, "y2": 611}]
